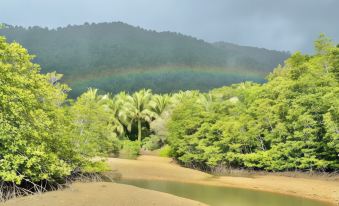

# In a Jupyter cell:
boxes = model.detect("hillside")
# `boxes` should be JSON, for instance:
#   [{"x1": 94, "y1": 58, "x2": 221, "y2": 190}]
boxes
[{"x1": 0, "y1": 22, "x2": 290, "y2": 96}]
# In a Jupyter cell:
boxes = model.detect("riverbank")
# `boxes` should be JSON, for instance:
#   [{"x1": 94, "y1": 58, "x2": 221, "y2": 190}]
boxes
[
  {"x1": 2, "y1": 155, "x2": 338, "y2": 206},
  {"x1": 2, "y1": 182, "x2": 206, "y2": 206},
  {"x1": 108, "y1": 155, "x2": 339, "y2": 205}
]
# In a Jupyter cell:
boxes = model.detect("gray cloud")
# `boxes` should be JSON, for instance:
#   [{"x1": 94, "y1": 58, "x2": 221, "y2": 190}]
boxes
[{"x1": 1, "y1": 0, "x2": 338, "y2": 53}]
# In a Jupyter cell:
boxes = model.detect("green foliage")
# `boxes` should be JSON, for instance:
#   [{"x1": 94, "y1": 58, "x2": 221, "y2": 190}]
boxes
[
  {"x1": 68, "y1": 88, "x2": 121, "y2": 156},
  {"x1": 82, "y1": 160, "x2": 111, "y2": 173},
  {"x1": 167, "y1": 36, "x2": 339, "y2": 172},
  {"x1": 0, "y1": 37, "x2": 125, "y2": 187},
  {"x1": 0, "y1": 22, "x2": 289, "y2": 97},
  {"x1": 119, "y1": 140, "x2": 141, "y2": 159},
  {"x1": 159, "y1": 145, "x2": 172, "y2": 157},
  {"x1": 150, "y1": 94, "x2": 171, "y2": 115},
  {"x1": 314, "y1": 33, "x2": 333, "y2": 55},
  {"x1": 142, "y1": 135, "x2": 165, "y2": 151},
  {"x1": 0, "y1": 37, "x2": 81, "y2": 184},
  {"x1": 123, "y1": 89, "x2": 157, "y2": 142}
]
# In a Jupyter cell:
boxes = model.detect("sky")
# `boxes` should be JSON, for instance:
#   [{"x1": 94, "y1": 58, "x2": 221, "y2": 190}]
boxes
[{"x1": 1, "y1": 0, "x2": 338, "y2": 53}]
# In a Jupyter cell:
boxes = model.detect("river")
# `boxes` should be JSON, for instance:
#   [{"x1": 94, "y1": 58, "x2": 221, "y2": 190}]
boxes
[{"x1": 118, "y1": 179, "x2": 331, "y2": 206}]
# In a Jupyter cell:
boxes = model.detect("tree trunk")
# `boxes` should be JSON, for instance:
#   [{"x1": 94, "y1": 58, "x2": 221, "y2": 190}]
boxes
[{"x1": 138, "y1": 119, "x2": 142, "y2": 142}]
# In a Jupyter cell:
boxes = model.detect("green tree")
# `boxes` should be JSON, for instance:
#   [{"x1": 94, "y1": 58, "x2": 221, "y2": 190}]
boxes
[
  {"x1": 69, "y1": 88, "x2": 120, "y2": 156},
  {"x1": 150, "y1": 94, "x2": 171, "y2": 115},
  {"x1": 0, "y1": 36, "x2": 80, "y2": 184},
  {"x1": 102, "y1": 92, "x2": 129, "y2": 137},
  {"x1": 124, "y1": 89, "x2": 156, "y2": 142}
]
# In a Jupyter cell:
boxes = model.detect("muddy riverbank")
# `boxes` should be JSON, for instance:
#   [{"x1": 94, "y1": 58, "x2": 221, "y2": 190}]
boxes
[
  {"x1": 108, "y1": 155, "x2": 339, "y2": 205},
  {"x1": 2, "y1": 182, "x2": 206, "y2": 206},
  {"x1": 2, "y1": 155, "x2": 338, "y2": 206}
]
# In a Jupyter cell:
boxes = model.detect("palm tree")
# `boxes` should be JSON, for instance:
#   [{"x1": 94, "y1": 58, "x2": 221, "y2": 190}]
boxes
[
  {"x1": 124, "y1": 89, "x2": 156, "y2": 142},
  {"x1": 101, "y1": 92, "x2": 129, "y2": 137},
  {"x1": 45, "y1": 71, "x2": 70, "y2": 105},
  {"x1": 83, "y1": 88, "x2": 99, "y2": 100},
  {"x1": 171, "y1": 90, "x2": 200, "y2": 105},
  {"x1": 149, "y1": 94, "x2": 171, "y2": 115},
  {"x1": 197, "y1": 93, "x2": 215, "y2": 112}
]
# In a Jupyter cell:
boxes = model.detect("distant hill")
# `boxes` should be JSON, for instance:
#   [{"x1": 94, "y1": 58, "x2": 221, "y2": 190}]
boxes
[{"x1": 0, "y1": 22, "x2": 290, "y2": 96}]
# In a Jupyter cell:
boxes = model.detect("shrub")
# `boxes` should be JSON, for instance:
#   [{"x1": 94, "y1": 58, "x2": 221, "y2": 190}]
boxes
[
  {"x1": 142, "y1": 135, "x2": 164, "y2": 151},
  {"x1": 159, "y1": 145, "x2": 172, "y2": 157},
  {"x1": 119, "y1": 140, "x2": 141, "y2": 159}
]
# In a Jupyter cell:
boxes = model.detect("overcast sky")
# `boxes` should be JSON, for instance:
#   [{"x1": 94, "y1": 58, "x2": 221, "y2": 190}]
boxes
[{"x1": 1, "y1": 0, "x2": 338, "y2": 53}]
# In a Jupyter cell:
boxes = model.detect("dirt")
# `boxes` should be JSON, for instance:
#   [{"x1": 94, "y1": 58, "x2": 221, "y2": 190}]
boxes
[{"x1": 2, "y1": 182, "x2": 207, "y2": 206}]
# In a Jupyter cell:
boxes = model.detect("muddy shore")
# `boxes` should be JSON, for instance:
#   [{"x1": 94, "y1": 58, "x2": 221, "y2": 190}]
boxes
[
  {"x1": 2, "y1": 182, "x2": 206, "y2": 206},
  {"x1": 2, "y1": 155, "x2": 338, "y2": 206},
  {"x1": 108, "y1": 155, "x2": 339, "y2": 205}
]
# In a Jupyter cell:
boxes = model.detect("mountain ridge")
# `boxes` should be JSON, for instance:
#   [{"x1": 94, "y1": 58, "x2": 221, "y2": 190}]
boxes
[{"x1": 0, "y1": 22, "x2": 290, "y2": 96}]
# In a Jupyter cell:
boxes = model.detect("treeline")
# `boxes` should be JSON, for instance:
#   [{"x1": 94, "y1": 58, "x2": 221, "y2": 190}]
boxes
[
  {"x1": 0, "y1": 22, "x2": 289, "y2": 96},
  {"x1": 167, "y1": 35, "x2": 339, "y2": 171}
]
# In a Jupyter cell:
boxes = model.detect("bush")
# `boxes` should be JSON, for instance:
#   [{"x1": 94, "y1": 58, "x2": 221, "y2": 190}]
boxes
[
  {"x1": 119, "y1": 140, "x2": 141, "y2": 159},
  {"x1": 142, "y1": 135, "x2": 164, "y2": 151},
  {"x1": 82, "y1": 160, "x2": 111, "y2": 173},
  {"x1": 159, "y1": 145, "x2": 172, "y2": 157}
]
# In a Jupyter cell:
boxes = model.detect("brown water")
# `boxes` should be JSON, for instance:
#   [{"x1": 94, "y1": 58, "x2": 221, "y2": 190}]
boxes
[{"x1": 118, "y1": 179, "x2": 330, "y2": 206}]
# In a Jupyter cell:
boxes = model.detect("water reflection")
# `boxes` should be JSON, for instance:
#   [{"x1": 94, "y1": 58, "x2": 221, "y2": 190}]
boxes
[{"x1": 118, "y1": 179, "x2": 330, "y2": 206}]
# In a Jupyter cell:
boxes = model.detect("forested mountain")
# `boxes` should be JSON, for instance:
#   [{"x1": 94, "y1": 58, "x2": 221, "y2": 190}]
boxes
[
  {"x1": 213, "y1": 42, "x2": 290, "y2": 72},
  {"x1": 0, "y1": 22, "x2": 290, "y2": 97}
]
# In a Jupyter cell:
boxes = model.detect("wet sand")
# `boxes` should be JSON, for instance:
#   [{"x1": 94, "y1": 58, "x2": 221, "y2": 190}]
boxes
[
  {"x1": 2, "y1": 182, "x2": 207, "y2": 206},
  {"x1": 108, "y1": 156, "x2": 339, "y2": 205},
  {"x1": 2, "y1": 155, "x2": 338, "y2": 206}
]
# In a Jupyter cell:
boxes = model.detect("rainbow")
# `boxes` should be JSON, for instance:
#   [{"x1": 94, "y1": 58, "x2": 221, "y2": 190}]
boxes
[{"x1": 64, "y1": 66, "x2": 267, "y2": 97}]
